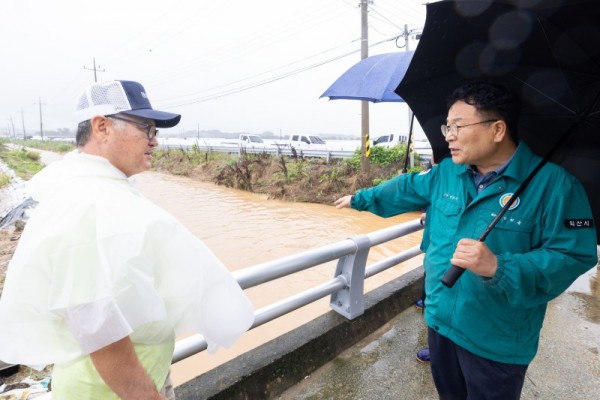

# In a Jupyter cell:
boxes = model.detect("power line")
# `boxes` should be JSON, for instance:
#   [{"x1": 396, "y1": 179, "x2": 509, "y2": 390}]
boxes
[
  {"x1": 139, "y1": 2, "x2": 353, "y2": 87},
  {"x1": 368, "y1": 4, "x2": 404, "y2": 31},
  {"x1": 152, "y1": 1, "x2": 422, "y2": 105},
  {"x1": 375, "y1": 0, "x2": 426, "y2": 26},
  {"x1": 158, "y1": 38, "x2": 362, "y2": 103},
  {"x1": 159, "y1": 35, "x2": 398, "y2": 108},
  {"x1": 161, "y1": 50, "x2": 358, "y2": 108},
  {"x1": 19, "y1": 1, "x2": 426, "y2": 133}
]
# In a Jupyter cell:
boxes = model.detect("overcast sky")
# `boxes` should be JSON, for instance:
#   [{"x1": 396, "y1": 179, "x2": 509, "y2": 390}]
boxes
[{"x1": 0, "y1": 0, "x2": 429, "y2": 139}]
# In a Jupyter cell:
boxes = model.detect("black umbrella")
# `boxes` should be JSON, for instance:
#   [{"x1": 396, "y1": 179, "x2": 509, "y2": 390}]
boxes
[{"x1": 395, "y1": 0, "x2": 600, "y2": 286}]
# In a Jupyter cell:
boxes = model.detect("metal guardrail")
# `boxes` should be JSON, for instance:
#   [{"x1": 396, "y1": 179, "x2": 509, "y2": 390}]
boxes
[
  {"x1": 159, "y1": 143, "x2": 356, "y2": 160},
  {"x1": 172, "y1": 218, "x2": 424, "y2": 363}
]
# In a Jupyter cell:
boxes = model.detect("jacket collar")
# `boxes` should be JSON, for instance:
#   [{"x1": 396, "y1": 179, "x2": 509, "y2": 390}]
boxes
[
  {"x1": 452, "y1": 142, "x2": 541, "y2": 183},
  {"x1": 500, "y1": 143, "x2": 541, "y2": 183}
]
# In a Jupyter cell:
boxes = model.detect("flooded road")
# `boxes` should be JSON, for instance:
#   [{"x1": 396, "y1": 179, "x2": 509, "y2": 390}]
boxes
[{"x1": 133, "y1": 172, "x2": 424, "y2": 385}]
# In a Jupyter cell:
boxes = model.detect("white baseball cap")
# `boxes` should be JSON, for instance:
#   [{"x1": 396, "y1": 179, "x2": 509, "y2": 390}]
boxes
[{"x1": 75, "y1": 80, "x2": 181, "y2": 128}]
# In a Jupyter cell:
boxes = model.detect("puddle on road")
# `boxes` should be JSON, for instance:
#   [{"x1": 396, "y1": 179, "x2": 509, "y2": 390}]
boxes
[{"x1": 566, "y1": 265, "x2": 600, "y2": 324}]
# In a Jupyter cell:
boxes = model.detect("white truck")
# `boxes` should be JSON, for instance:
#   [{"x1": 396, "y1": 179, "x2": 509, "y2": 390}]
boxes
[
  {"x1": 288, "y1": 134, "x2": 327, "y2": 150},
  {"x1": 239, "y1": 134, "x2": 265, "y2": 148},
  {"x1": 372, "y1": 134, "x2": 408, "y2": 148}
]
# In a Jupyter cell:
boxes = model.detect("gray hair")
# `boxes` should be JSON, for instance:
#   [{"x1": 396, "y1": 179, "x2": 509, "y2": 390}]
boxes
[
  {"x1": 76, "y1": 120, "x2": 92, "y2": 147},
  {"x1": 76, "y1": 116, "x2": 126, "y2": 147}
]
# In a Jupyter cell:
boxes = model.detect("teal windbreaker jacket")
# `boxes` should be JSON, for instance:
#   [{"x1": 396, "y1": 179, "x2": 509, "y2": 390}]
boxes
[{"x1": 352, "y1": 143, "x2": 597, "y2": 364}]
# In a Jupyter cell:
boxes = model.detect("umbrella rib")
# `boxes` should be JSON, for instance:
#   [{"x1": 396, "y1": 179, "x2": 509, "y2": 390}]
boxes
[
  {"x1": 532, "y1": 16, "x2": 579, "y2": 115},
  {"x1": 512, "y1": 75, "x2": 575, "y2": 115}
]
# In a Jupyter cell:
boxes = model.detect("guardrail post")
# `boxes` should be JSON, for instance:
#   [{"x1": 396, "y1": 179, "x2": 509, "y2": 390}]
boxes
[{"x1": 330, "y1": 234, "x2": 371, "y2": 319}]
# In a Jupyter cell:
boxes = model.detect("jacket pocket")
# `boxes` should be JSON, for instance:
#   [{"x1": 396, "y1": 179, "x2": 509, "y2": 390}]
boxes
[
  {"x1": 434, "y1": 198, "x2": 462, "y2": 216},
  {"x1": 430, "y1": 198, "x2": 463, "y2": 242},
  {"x1": 486, "y1": 211, "x2": 535, "y2": 252}
]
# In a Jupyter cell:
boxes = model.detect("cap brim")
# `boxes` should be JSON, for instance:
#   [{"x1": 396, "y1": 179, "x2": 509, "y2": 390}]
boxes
[{"x1": 121, "y1": 109, "x2": 181, "y2": 128}]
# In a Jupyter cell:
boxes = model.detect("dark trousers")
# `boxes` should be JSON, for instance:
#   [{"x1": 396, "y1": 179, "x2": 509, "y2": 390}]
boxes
[{"x1": 428, "y1": 327, "x2": 528, "y2": 400}]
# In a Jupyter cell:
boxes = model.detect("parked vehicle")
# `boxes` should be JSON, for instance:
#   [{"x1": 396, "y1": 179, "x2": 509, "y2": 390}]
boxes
[
  {"x1": 239, "y1": 134, "x2": 265, "y2": 148},
  {"x1": 289, "y1": 134, "x2": 327, "y2": 149},
  {"x1": 372, "y1": 134, "x2": 408, "y2": 148}
]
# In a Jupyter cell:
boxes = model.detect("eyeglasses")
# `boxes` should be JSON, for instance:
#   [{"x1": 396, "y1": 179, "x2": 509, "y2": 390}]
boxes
[
  {"x1": 441, "y1": 119, "x2": 498, "y2": 138},
  {"x1": 107, "y1": 115, "x2": 158, "y2": 140}
]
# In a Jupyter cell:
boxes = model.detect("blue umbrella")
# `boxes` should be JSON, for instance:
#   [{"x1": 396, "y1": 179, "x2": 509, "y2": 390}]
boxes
[
  {"x1": 320, "y1": 51, "x2": 417, "y2": 171},
  {"x1": 320, "y1": 51, "x2": 414, "y2": 103}
]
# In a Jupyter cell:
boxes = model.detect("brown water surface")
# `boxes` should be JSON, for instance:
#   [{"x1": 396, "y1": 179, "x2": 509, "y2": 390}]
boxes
[{"x1": 133, "y1": 171, "x2": 424, "y2": 385}]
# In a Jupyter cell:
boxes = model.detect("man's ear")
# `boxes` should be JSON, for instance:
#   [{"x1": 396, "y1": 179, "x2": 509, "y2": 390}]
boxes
[
  {"x1": 90, "y1": 115, "x2": 109, "y2": 142},
  {"x1": 492, "y1": 120, "x2": 508, "y2": 143}
]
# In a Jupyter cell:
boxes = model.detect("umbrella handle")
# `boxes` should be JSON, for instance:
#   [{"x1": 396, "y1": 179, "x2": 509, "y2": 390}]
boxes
[{"x1": 441, "y1": 265, "x2": 465, "y2": 288}]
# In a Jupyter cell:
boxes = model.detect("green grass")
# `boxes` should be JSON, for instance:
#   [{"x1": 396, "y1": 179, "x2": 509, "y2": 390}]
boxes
[
  {"x1": 0, "y1": 172, "x2": 10, "y2": 188},
  {"x1": 0, "y1": 141, "x2": 45, "y2": 181},
  {"x1": 8, "y1": 139, "x2": 75, "y2": 154}
]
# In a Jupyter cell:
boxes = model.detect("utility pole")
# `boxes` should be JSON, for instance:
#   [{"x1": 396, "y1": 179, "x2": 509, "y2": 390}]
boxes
[
  {"x1": 396, "y1": 24, "x2": 422, "y2": 52},
  {"x1": 360, "y1": 0, "x2": 372, "y2": 174},
  {"x1": 21, "y1": 108, "x2": 27, "y2": 140},
  {"x1": 83, "y1": 58, "x2": 105, "y2": 82},
  {"x1": 404, "y1": 24, "x2": 414, "y2": 170},
  {"x1": 9, "y1": 116, "x2": 16, "y2": 139},
  {"x1": 36, "y1": 97, "x2": 46, "y2": 140}
]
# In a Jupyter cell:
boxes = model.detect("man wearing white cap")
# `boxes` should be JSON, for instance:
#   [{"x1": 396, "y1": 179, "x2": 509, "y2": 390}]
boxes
[{"x1": 0, "y1": 80, "x2": 254, "y2": 399}]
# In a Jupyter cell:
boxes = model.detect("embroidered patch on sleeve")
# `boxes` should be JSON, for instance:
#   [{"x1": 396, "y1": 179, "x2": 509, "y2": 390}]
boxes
[{"x1": 564, "y1": 219, "x2": 594, "y2": 229}]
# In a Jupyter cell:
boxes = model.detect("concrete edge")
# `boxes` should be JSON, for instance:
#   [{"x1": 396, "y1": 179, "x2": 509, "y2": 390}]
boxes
[{"x1": 175, "y1": 266, "x2": 424, "y2": 399}]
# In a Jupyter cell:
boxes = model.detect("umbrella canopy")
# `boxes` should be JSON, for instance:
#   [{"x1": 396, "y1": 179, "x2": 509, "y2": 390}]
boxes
[
  {"x1": 396, "y1": 0, "x2": 600, "y2": 243},
  {"x1": 321, "y1": 51, "x2": 417, "y2": 171},
  {"x1": 320, "y1": 51, "x2": 413, "y2": 103}
]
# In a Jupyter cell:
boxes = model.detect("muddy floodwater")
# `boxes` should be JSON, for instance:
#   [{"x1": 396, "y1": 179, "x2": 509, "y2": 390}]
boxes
[{"x1": 133, "y1": 172, "x2": 424, "y2": 385}]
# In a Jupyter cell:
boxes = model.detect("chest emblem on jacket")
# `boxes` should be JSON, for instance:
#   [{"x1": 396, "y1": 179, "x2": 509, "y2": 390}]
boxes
[{"x1": 499, "y1": 193, "x2": 520, "y2": 210}]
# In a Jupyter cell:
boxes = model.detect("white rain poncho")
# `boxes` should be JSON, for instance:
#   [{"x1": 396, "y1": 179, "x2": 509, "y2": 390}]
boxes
[{"x1": 0, "y1": 151, "x2": 254, "y2": 371}]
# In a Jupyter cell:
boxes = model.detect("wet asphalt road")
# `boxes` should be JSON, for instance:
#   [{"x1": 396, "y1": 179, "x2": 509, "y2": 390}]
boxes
[{"x1": 279, "y1": 263, "x2": 600, "y2": 400}]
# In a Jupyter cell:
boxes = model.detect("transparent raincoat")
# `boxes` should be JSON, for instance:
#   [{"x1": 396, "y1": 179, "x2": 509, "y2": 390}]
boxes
[{"x1": 0, "y1": 151, "x2": 254, "y2": 395}]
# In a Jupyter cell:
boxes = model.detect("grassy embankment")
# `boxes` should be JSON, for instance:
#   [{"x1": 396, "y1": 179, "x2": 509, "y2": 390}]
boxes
[{"x1": 150, "y1": 144, "x2": 423, "y2": 204}]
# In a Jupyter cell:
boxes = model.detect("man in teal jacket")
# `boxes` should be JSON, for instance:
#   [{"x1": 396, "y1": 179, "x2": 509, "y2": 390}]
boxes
[{"x1": 335, "y1": 81, "x2": 597, "y2": 399}]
